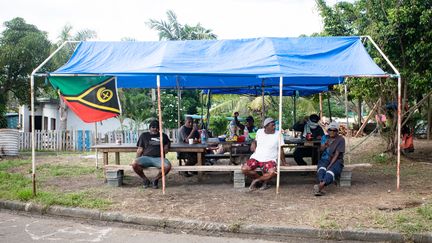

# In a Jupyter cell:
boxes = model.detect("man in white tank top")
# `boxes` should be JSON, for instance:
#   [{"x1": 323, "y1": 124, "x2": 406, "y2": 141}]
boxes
[{"x1": 241, "y1": 118, "x2": 286, "y2": 191}]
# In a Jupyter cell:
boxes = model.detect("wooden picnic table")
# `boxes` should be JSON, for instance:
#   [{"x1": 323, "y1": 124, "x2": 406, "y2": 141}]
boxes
[
  {"x1": 283, "y1": 138, "x2": 321, "y2": 165},
  {"x1": 92, "y1": 143, "x2": 207, "y2": 166}
]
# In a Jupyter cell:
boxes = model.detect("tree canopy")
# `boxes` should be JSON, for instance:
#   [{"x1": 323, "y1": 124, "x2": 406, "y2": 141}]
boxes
[
  {"x1": 0, "y1": 17, "x2": 51, "y2": 128},
  {"x1": 316, "y1": 0, "x2": 432, "y2": 151}
]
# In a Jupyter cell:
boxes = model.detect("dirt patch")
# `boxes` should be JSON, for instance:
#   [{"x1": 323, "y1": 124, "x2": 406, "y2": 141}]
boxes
[{"x1": 5, "y1": 137, "x2": 432, "y2": 232}]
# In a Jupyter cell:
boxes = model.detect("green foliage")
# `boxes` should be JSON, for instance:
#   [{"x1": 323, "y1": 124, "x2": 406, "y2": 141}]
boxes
[
  {"x1": 0, "y1": 158, "x2": 30, "y2": 171},
  {"x1": 372, "y1": 153, "x2": 389, "y2": 164},
  {"x1": 120, "y1": 89, "x2": 200, "y2": 129},
  {"x1": 316, "y1": 0, "x2": 432, "y2": 153},
  {"x1": 34, "y1": 191, "x2": 111, "y2": 209},
  {"x1": 0, "y1": 160, "x2": 110, "y2": 209},
  {"x1": 146, "y1": 10, "x2": 217, "y2": 41},
  {"x1": 120, "y1": 88, "x2": 155, "y2": 129},
  {"x1": 36, "y1": 164, "x2": 99, "y2": 177},
  {"x1": 417, "y1": 204, "x2": 432, "y2": 220},
  {"x1": 0, "y1": 17, "x2": 52, "y2": 128},
  {"x1": 209, "y1": 116, "x2": 228, "y2": 136}
]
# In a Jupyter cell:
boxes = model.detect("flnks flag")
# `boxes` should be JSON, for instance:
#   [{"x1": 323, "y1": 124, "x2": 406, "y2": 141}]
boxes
[{"x1": 49, "y1": 76, "x2": 121, "y2": 123}]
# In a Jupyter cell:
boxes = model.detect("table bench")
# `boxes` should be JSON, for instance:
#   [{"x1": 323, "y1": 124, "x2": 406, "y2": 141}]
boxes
[{"x1": 104, "y1": 163, "x2": 371, "y2": 188}]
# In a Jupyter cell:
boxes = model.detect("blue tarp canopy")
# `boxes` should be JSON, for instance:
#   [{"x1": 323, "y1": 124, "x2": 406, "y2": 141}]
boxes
[
  {"x1": 52, "y1": 37, "x2": 387, "y2": 88},
  {"x1": 202, "y1": 86, "x2": 328, "y2": 96}
]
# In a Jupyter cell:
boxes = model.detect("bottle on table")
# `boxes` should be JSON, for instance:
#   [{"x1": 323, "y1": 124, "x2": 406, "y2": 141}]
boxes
[
  {"x1": 200, "y1": 129, "x2": 207, "y2": 144},
  {"x1": 243, "y1": 127, "x2": 249, "y2": 141}
]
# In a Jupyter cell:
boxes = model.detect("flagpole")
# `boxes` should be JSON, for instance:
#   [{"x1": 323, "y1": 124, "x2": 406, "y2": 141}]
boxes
[{"x1": 156, "y1": 75, "x2": 166, "y2": 194}]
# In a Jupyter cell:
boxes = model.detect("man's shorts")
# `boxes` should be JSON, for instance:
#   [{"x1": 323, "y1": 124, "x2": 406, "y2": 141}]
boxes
[
  {"x1": 135, "y1": 156, "x2": 171, "y2": 168},
  {"x1": 246, "y1": 159, "x2": 277, "y2": 173}
]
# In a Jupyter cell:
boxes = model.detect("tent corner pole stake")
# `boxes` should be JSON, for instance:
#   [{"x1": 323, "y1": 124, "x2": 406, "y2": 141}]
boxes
[
  {"x1": 362, "y1": 36, "x2": 401, "y2": 191},
  {"x1": 29, "y1": 40, "x2": 75, "y2": 196}
]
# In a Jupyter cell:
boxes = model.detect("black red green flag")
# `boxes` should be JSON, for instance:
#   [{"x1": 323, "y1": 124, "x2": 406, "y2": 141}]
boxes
[{"x1": 48, "y1": 76, "x2": 121, "y2": 123}]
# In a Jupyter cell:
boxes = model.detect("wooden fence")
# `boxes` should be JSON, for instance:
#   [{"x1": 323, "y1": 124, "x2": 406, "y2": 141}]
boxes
[{"x1": 19, "y1": 129, "x2": 179, "y2": 152}]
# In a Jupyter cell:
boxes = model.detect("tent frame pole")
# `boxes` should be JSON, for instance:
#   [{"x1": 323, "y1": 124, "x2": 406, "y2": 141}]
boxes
[
  {"x1": 362, "y1": 35, "x2": 401, "y2": 190},
  {"x1": 261, "y1": 79, "x2": 265, "y2": 122},
  {"x1": 344, "y1": 82, "x2": 351, "y2": 164},
  {"x1": 276, "y1": 76, "x2": 283, "y2": 194},
  {"x1": 30, "y1": 41, "x2": 78, "y2": 196},
  {"x1": 176, "y1": 76, "x2": 181, "y2": 128},
  {"x1": 156, "y1": 75, "x2": 166, "y2": 194}
]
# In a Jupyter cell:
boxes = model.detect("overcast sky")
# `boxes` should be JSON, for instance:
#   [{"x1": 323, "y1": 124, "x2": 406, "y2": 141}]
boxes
[{"x1": 1, "y1": 0, "x2": 347, "y2": 42}]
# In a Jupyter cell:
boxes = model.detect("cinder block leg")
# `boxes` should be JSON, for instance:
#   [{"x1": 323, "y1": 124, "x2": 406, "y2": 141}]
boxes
[
  {"x1": 339, "y1": 170, "x2": 352, "y2": 187},
  {"x1": 233, "y1": 170, "x2": 245, "y2": 188},
  {"x1": 106, "y1": 169, "x2": 124, "y2": 187}
]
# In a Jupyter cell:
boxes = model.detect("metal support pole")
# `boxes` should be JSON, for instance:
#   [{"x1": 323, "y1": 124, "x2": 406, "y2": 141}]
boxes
[
  {"x1": 156, "y1": 75, "x2": 166, "y2": 194},
  {"x1": 276, "y1": 76, "x2": 283, "y2": 194},
  {"x1": 327, "y1": 94, "x2": 332, "y2": 122},
  {"x1": 176, "y1": 76, "x2": 181, "y2": 128},
  {"x1": 363, "y1": 36, "x2": 401, "y2": 190},
  {"x1": 30, "y1": 41, "x2": 76, "y2": 196},
  {"x1": 428, "y1": 95, "x2": 431, "y2": 140},
  {"x1": 319, "y1": 93, "x2": 323, "y2": 121},
  {"x1": 397, "y1": 76, "x2": 401, "y2": 190},
  {"x1": 261, "y1": 79, "x2": 265, "y2": 122},
  {"x1": 344, "y1": 83, "x2": 351, "y2": 164}
]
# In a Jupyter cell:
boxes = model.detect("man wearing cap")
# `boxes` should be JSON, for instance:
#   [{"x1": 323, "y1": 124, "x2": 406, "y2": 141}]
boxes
[
  {"x1": 293, "y1": 114, "x2": 324, "y2": 166},
  {"x1": 132, "y1": 120, "x2": 172, "y2": 189},
  {"x1": 241, "y1": 117, "x2": 286, "y2": 191},
  {"x1": 314, "y1": 121, "x2": 345, "y2": 196}
]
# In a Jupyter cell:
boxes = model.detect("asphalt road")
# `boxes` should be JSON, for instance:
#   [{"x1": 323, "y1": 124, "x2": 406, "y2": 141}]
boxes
[{"x1": 0, "y1": 210, "x2": 367, "y2": 243}]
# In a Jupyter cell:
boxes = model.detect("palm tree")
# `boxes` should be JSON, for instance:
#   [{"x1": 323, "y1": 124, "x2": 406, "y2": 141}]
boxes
[
  {"x1": 54, "y1": 24, "x2": 97, "y2": 130},
  {"x1": 146, "y1": 10, "x2": 217, "y2": 40}
]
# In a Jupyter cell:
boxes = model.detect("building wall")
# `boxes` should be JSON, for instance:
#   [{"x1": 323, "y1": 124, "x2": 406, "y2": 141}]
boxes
[{"x1": 20, "y1": 103, "x2": 137, "y2": 135}]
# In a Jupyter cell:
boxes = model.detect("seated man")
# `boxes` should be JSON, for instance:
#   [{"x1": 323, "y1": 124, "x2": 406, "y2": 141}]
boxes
[
  {"x1": 241, "y1": 118, "x2": 286, "y2": 191},
  {"x1": 229, "y1": 111, "x2": 245, "y2": 137},
  {"x1": 244, "y1": 116, "x2": 258, "y2": 133},
  {"x1": 177, "y1": 116, "x2": 200, "y2": 176},
  {"x1": 131, "y1": 120, "x2": 171, "y2": 189},
  {"x1": 293, "y1": 114, "x2": 324, "y2": 166},
  {"x1": 314, "y1": 121, "x2": 345, "y2": 196}
]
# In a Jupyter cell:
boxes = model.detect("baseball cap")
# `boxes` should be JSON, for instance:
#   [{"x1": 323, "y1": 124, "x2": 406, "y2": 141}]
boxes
[
  {"x1": 263, "y1": 118, "x2": 275, "y2": 127},
  {"x1": 328, "y1": 121, "x2": 339, "y2": 130}
]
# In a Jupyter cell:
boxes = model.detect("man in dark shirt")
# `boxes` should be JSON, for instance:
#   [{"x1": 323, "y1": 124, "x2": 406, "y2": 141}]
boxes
[
  {"x1": 177, "y1": 116, "x2": 201, "y2": 176},
  {"x1": 293, "y1": 114, "x2": 324, "y2": 166},
  {"x1": 245, "y1": 116, "x2": 257, "y2": 133},
  {"x1": 131, "y1": 120, "x2": 171, "y2": 189},
  {"x1": 314, "y1": 121, "x2": 345, "y2": 196}
]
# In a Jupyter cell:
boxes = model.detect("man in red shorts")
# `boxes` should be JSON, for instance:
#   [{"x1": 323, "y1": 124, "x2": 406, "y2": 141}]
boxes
[{"x1": 241, "y1": 118, "x2": 286, "y2": 191}]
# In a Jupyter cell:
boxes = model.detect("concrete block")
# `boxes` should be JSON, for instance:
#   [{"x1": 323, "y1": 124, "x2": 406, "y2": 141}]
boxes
[
  {"x1": 106, "y1": 170, "x2": 123, "y2": 186},
  {"x1": 339, "y1": 180, "x2": 351, "y2": 187}
]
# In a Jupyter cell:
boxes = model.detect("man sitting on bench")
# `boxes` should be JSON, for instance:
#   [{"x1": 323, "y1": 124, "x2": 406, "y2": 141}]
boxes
[
  {"x1": 241, "y1": 118, "x2": 286, "y2": 191},
  {"x1": 177, "y1": 116, "x2": 201, "y2": 176},
  {"x1": 314, "y1": 121, "x2": 345, "y2": 196},
  {"x1": 293, "y1": 114, "x2": 324, "y2": 166},
  {"x1": 132, "y1": 120, "x2": 171, "y2": 189}
]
